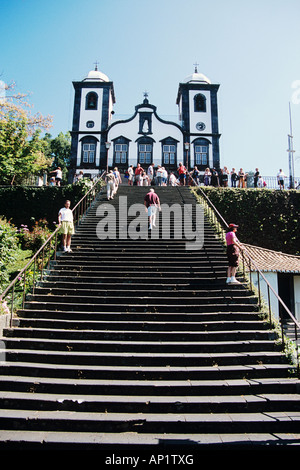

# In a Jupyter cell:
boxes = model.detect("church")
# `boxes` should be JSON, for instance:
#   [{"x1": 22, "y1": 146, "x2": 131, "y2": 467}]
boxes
[{"x1": 69, "y1": 64, "x2": 221, "y2": 180}]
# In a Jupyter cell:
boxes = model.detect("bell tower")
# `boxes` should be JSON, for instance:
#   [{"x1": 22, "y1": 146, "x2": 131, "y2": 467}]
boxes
[
  {"x1": 176, "y1": 66, "x2": 220, "y2": 170},
  {"x1": 69, "y1": 63, "x2": 115, "y2": 181}
]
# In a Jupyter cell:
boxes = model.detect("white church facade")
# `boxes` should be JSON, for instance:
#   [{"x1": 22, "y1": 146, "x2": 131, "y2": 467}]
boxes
[{"x1": 69, "y1": 65, "x2": 221, "y2": 180}]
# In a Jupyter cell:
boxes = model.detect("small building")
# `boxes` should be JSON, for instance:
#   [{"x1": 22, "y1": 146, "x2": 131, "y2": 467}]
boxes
[
  {"x1": 243, "y1": 244, "x2": 300, "y2": 322},
  {"x1": 69, "y1": 64, "x2": 221, "y2": 181}
]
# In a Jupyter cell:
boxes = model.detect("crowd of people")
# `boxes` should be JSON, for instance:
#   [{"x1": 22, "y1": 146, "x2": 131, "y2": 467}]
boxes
[
  {"x1": 52, "y1": 163, "x2": 295, "y2": 192},
  {"x1": 121, "y1": 165, "x2": 295, "y2": 189},
  {"x1": 104, "y1": 164, "x2": 273, "y2": 198},
  {"x1": 120, "y1": 164, "x2": 263, "y2": 189}
]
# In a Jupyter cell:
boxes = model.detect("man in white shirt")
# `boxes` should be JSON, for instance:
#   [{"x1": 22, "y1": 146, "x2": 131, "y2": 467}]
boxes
[
  {"x1": 106, "y1": 170, "x2": 116, "y2": 200},
  {"x1": 147, "y1": 164, "x2": 154, "y2": 184},
  {"x1": 277, "y1": 169, "x2": 285, "y2": 190},
  {"x1": 169, "y1": 172, "x2": 177, "y2": 186},
  {"x1": 58, "y1": 200, "x2": 74, "y2": 252}
]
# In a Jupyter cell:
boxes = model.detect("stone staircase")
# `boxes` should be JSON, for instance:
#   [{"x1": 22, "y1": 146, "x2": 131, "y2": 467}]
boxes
[{"x1": 0, "y1": 185, "x2": 300, "y2": 449}]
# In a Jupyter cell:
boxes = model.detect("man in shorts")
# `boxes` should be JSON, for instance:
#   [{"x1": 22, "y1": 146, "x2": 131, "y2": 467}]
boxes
[
  {"x1": 58, "y1": 200, "x2": 74, "y2": 252},
  {"x1": 177, "y1": 162, "x2": 187, "y2": 186},
  {"x1": 144, "y1": 188, "x2": 161, "y2": 230},
  {"x1": 225, "y1": 223, "x2": 243, "y2": 284},
  {"x1": 135, "y1": 163, "x2": 144, "y2": 186},
  {"x1": 277, "y1": 169, "x2": 285, "y2": 190}
]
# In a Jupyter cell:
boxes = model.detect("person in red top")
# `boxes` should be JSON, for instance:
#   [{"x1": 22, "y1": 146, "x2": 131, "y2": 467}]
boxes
[
  {"x1": 144, "y1": 188, "x2": 161, "y2": 230},
  {"x1": 177, "y1": 162, "x2": 187, "y2": 186},
  {"x1": 135, "y1": 163, "x2": 144, "y2": 186},
  {"x1": 225, "y1": 224, "x2": 244, "y2": 284}
]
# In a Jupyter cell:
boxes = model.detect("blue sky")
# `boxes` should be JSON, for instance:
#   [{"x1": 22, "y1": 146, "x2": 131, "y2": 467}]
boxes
[{"x1": 1, "y1": 0, "x2": 300, "y2": 177}]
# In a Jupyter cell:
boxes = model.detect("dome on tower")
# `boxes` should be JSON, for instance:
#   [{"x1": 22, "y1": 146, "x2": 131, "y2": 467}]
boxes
[
  {"x1": 182, "y1": 67, "x2": 211, "y2": 84},
  {"x1": 83, "y1": 64, "x2": 109, "y2": 82}
]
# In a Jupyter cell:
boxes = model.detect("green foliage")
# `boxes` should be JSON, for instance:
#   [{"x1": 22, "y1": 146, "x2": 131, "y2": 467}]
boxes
[
  {"x1": 195, "y1": 188, "x2": 300, "y2": 255},
  {"x1": 43, "y1": 132, "x2": 71, "y2": 180},
  {"x1": 0, "y1": 184, "x2": 89, "y2": 228},
  {"x1": 0, "y1": 101, "x2": 53, "y2": 185},
  {"x1": 0, "y1": 217, "x2": 19, "y2": 287},
  {"x1": 0, "y1": 299, "x2": 10, "y2": 315},
  {"x1": 18, "y1": 219, "x2": 52, "y2": 252}
]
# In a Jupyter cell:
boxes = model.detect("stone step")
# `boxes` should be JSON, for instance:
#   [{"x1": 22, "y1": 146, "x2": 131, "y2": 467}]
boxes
[
  {"x1": 44, "y1": 275, "x2": 233, "y2": 288},
  {"x1": 65, "y1": 246, "x2": 225, "y2": 253},
  {"x1": 0, "y1": 391, "x2": 299, "y2": 414},
  {"x1": 13, "y1": 318, "x2": 269, "y2": 332},
  {"x1": 52, "y1": 262, "x2": 229, "y2": 271},
  {"x1": 50, "y1": 261, "x2": 228, "y2": 270},
  {"x1": 69, "y1": 240, "x2": 225, "y2": 249},
  {"x1": 56, "y1": 254, "x2": 228, "y2": 262},
  {"x1": 16, "y1": 307, "x2": 259, "y2": 319},
  {"x1": 0, "y1": 349, "x2": 286, "y2": 368},
  {"x1": 5, "y1": 327, "x2": 272, "y2": 342},
  {"x1": 0, "y1": 361, "x2": 293, "y2": 380},
  {"x1": 1, "y1": 430, "x2": 300, "y2": 448},
  {"x1": 35, "y1": 284, "x2": 253, "y2": 296},
  {"x1": 26, "y1": 293, "x2": 257, "y2": 306},
  {"x1": 0, "y1": 375, "x2": 297, "y2": 396},
  {"x1": 45, "y1": 271, "x2": 228, "y2": 280},
  {"x1": 0, "y1": 409, "x2": 299, "y2": 435},
  {"x1": 0, "y1": 349, "x2": 287, "y2": 367},
  {"x1": 24, "y1": 299, "x2": 257, "y2": 313},
  {"x1": 45, "y1": 274, "x2": 232, "y2": 286},
  {"x1": 2, "y1": 336, "x2": 281, "y2": 353},
  {"x1": 23, "y1": 303, "x2": 257, "y2": 315}
]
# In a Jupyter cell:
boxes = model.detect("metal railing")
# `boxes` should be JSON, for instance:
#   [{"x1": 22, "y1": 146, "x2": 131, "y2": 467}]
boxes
[
  {"x1": 0, "y1": 173, "x2": 105, "y2": 328},
  {"x1": 193, "y1": 185, "x2": 300, "y2": 374}
]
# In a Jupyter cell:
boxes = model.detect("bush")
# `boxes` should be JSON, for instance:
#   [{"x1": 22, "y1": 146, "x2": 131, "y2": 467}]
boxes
[
  {"x1": 0, "y1": 218, "x2": 19, "y2": 287},
  {"x1": 0, "y1": 184, "x2": 90, "y2": 229},
  {"x1": 18, "y1": 219, "x2": 52, "y2": 252},
  {"x1": 195, "y1": 188, "x2": 300, "y2": 255},
  {"x1": 0, "y1": 299, "x2": 10, "y2": 315}
]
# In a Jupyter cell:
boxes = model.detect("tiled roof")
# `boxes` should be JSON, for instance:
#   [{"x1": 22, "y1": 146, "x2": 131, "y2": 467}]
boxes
[{"x1": 242, "y1": 244, "x2": 300, "y2": 273}]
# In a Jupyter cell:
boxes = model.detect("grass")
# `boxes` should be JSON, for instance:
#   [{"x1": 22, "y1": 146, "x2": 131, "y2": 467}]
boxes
[{"x1": 6, "y1": 248, "x2": 33, "y2": 283}]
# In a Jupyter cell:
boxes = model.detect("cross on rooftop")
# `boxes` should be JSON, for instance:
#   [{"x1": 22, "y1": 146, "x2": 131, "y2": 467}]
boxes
[
  {"x1": 94, "y1": 61, "x2": 99, "y2": 71},
  {"x1": 193, "y1": 62, "x2": 199, "y2": 73}
]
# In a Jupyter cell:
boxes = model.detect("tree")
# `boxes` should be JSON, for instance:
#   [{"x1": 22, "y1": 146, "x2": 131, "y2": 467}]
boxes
[
  {"x1": 43, "y1": 131, "x2": 71, "y2": 180},
  {"x1": 0, "y1": 81, "x2": 53, "y2": 185}
]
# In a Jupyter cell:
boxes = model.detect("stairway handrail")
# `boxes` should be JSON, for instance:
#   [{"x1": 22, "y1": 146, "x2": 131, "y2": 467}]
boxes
[
  {"x1": 192, "y1": 184, "x2": 300, "y2": 371},
  {"x1": 0, "y1": 172, "x2": 106, "y2": 327}
]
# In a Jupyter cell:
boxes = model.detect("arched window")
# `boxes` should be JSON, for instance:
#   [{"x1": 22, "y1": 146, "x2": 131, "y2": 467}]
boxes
[
  {"x1": 85, "y1": 92, "x2": 98, "y2": 110},
  {"x1": 194, "y1": 94, "x2": 206, "y2": 112}
]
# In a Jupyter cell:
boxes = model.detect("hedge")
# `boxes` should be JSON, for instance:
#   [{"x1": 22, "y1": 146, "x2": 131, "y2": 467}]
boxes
[
  {"x1": 194, "y1": 187, "x2": 300, "y2": 255},
  {"x1": 0, "y1": 184, "x2": 91, "y2": 229}
]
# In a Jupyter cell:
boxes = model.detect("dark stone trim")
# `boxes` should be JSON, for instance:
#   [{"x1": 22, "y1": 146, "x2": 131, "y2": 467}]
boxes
[
  {"x1": 111, "y1": 135, "x2": 132, "y2": 143},
  {"x1": 135, "y1": 136, "x2": 156, "y2": 143},
  {"x1": 159, "y1": 136, "x2": 180, "y2": 143},
  {"x1": 71, "y1": 88, "x2": 82, "y2": 132},
  {"x1": 177, "y1": 87, "x2": 190, "y2": 133},
  {"x1": 70, "y1": 134, "x2": 79, "y2": 170},
  {"x1": 210, "y1": 89, "x2": 219, "y2": 135}
]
